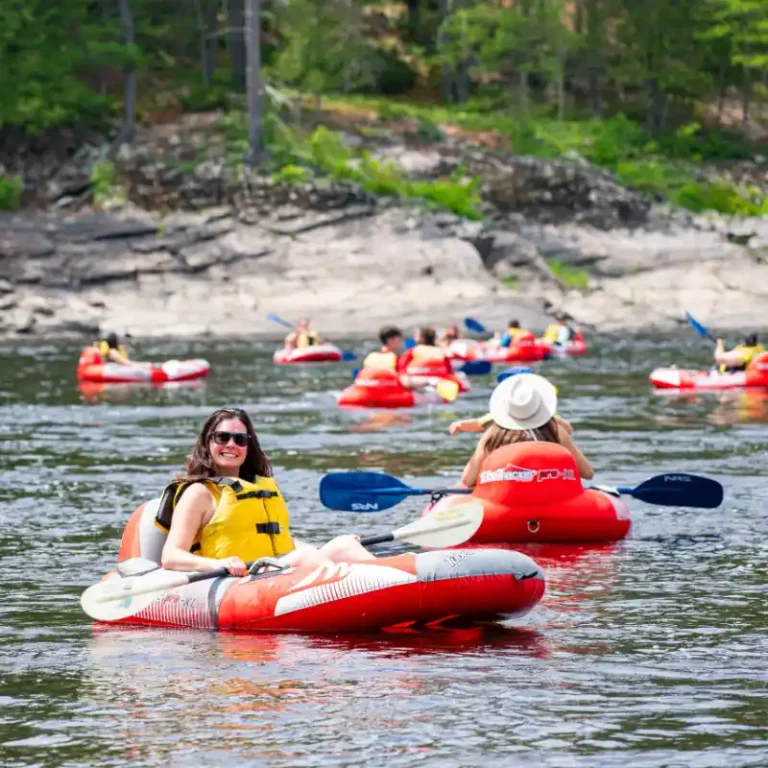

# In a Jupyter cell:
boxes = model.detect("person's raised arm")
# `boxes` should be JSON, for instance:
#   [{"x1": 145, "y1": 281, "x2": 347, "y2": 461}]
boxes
[
  {"x1": 558, "y1": 429, "x2": 593, "y2": 479},
  {"x1": 461, "y1": 431, "x2": 490, "y2": 487}
]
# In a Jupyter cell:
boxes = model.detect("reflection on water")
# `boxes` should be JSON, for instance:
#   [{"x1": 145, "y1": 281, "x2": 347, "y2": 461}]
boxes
[{"x1": 0, "y1": 333, "x2": 766, "y2": 767}]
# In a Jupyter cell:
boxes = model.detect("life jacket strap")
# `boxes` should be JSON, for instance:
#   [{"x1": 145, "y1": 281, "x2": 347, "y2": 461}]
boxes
[{"x1": 256, "y1": 522, "x2": 281, "y2": 535}]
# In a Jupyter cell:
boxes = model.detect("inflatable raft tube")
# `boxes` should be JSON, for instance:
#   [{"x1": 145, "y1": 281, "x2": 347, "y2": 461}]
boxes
[
  {"x1": 650, "y1": 354, "x2": 768, "y2": 390},
  {"x1": 77, "y1": 358, "x2": 211, "y2": 384},
  {"x1": 273, "y1": 344, "x2": 343, "y2": 364},
  {"x1": 424, "y1": 442, "x2": 631, "y2": 544},
  {"x1": 478, "y1": 340, "x2": 550, "y2": 364},
  {"x1": 337, "y1": 368, "x2": 461, "y2": 409},
  {"x1": 95, "y1": 548, "x2": 545, "y2": 632}
]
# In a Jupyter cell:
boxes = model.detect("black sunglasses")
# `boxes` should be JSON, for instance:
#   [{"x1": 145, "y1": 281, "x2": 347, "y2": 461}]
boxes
[{"x1": 211, "y1": 430, "x2": 249, "y2": 447}]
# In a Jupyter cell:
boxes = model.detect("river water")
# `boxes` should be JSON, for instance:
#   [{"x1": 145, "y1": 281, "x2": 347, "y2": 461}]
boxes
[{"x1": 0, "y1": 335, "x2": 765, "y2": 767}]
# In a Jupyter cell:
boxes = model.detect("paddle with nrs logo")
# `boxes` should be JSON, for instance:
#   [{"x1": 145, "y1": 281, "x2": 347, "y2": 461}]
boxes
[{"x1": 479, "y1": 464, "x2": 577, "y2": 484}]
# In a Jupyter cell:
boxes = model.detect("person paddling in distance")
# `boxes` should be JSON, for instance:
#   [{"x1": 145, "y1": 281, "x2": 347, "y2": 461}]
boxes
[
  {"x1": 714, "y1": 332, "x2": 764, "y2": 373},
  {"x1": 460, "y1": 374, "x2": 593, "y2": 487},
  {"x1": 160, "y1": 407, "x2": 374, "y2": 576},
  {"x1": 542, "y1": 311, "x2": 576, "y2": 346},
  {"x1": 397, "y1": 326, "x2": 453, "y2": 375},
  {"x1": 283, "y1": 318, "x2": 324, "y2": 353},
  {"x1": 438, "y1": 324, "x2": 461, "y2": 348},
  {"x1": 362, "y1": 325, "x2": 404, "y2": 371},
  {"x1": 85, "y1": 331, "x2": 148, "y2": 366},
  {"x1": 499, "y1": 319, "x2": 533, "y2": 347}
]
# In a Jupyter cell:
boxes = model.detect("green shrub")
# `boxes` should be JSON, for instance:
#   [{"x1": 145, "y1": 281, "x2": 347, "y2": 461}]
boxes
[
  {"x1": 376, "y1": 102, "x2": 413, "y2": 121},
  {"x1": 271, "y1": 164, "x2": 313, "y2": 185},
  {"x1": 90, "y1": 161, "x2": 125, "y2": 206},
  {"x1": 410, "y1": 172, "x2": 482, "y2": 220},
  {"x1": 615, "y1": 159, "x2": 685, "y2": 195},
  {"x1": 670, "y1": 182, "x2": 768, "y2": 216},
  {"x1": 548, "y1": 258, "x2": 589, "y2": 289},
  {"x1": 372, "y1": 49, "x2": 417, "y2": 95},
  {"x1": 415, "y1": 117, "x2": 445, "y2": 144},
  {"x1": 501, "y1": 275, "x2": 518, "y2": 289},
  {"x1": 0, "y1": 177, "x2": 22, "y2": 210}
]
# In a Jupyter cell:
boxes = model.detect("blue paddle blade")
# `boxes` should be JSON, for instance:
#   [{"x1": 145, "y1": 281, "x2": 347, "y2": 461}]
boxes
[
  {"x1": 351, "y1": 368, "x2": 360, "y2": 379},
  {"x1": 341, "y1": 351, "x2": 357, "y2": 362},
  {"x1": 496, "y1": 366, "x2": 535, "y2": 383},
  {"x1": 619, "y1": 473, "x2": 723, "y2": 508},
  {"x1": 458, "y1": 360, "x2": 492, "y2": 376},
  {"x1": 267, "y1": 313, "x2": 294, "y2": 329},
  {"x1": 685, "y1": 311, "x2": 715, "y2": 341},
  {"x1": 403, "y1": 338, "x2": 416, "y2": 350},
  {"x1": 464, "y1": 317, "x2": 487, "y2": 334},
  {"x1": 319, "y1": 472, "x2": 412, "y2": 512}
]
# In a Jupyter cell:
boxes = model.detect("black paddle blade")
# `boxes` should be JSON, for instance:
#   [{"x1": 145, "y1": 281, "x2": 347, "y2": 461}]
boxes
[{"x1": 629, "y1": 473, "x2": 724, "y2": 509}]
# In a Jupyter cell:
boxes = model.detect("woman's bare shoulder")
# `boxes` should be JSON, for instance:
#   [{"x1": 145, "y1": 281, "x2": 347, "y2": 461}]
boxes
[{"x1": 177, "y1": 481, "x2": 216, "y2": 508}]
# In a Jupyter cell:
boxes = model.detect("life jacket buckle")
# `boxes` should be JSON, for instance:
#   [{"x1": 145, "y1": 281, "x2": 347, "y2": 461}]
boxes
[{"x1": 255, "y1": 522, "x2": 281, "y2": 535}]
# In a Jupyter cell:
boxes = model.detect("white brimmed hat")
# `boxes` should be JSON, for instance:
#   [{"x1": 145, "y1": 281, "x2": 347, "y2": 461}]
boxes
[{"x1": 489, "y1": 373, "x2": 557, "y2": 431}]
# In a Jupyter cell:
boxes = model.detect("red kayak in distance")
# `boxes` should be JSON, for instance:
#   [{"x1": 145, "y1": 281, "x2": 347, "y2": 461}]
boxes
[{"x1": 650, "y1": 352, "x2": 768, "y2": 391}]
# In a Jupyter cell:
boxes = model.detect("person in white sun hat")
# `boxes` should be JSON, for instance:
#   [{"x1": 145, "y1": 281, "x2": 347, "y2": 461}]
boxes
[{"x1": 460, "y1": 373, "x2": 593, "y2": 487}]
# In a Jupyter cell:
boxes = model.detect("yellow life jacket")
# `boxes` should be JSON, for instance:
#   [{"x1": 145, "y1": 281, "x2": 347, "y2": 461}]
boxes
[
  {"x1": 362, "y1": 350, "x2": 398, "y2": 371},
  {"x1": 411, "y1": 344, "x2": 446, "y2": 363},
  {"x1": 97, "y1": 340, "x2": 128, "y2": 360},
  {"x1": 542, "y1": 324, "x2": 560, "y2": 343},
  {"x1": 156, "y1": 476, "x2": 294, "y2": 561},
  {"x1": 720, "y1": 344, "x2": 765, "y2": 373},
  {"x1": 507, "y1": 327, "x2": 531, "y2": 341},
  {"x1": 295, "y1": 330, "x2": 319, "y2": 349}
]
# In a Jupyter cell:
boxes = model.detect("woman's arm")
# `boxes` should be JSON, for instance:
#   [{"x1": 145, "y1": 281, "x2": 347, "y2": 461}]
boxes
[
  {"x1": 107, "y1": 348, "x2": 132, "y2": 365},
  {"x1": 461, "y1": 432, "x2": 490, "y2": 487},
  {"x1": 160, "y1": 483, "x2": 247, "y2": 575},
  {"x1": 558, "y1": 430, "x2": 594, "y2": 479}
]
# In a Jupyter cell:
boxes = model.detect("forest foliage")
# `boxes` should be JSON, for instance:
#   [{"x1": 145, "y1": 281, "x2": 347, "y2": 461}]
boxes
[{"x1": 1, "y1": 0, "x2": 767, "y2": 215}]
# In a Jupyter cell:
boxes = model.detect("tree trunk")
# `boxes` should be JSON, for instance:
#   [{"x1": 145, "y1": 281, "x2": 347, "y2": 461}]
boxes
[
  {"x1": 244, "y1": 0, "x2": 263, "y2": 165},
  {"x1": 586, "y1": 0, "x2": 601, "y2": 116},
  {"x1": 716, "y1": 63, "x2": 726, "y2": 126},
  {"x1": 439, "y1": 0, "x2": 454, "y2": 103},
  {"x1": 646, "y1": 77, "x2": 667, "y2": 134},
  {"x1": 114, "y1": 0, "x2": 136, "y2": 148},
  {"x1": 193, "y1": 0, "x2": 219, "y2": 86},
  {"x1": 741, "y1": 68, "x2": 751, "y2": 127},
  {"x1": 556, "y1": 59, "x2": 566, "y2": 121},
  {"x1": 203, "y1": 0, "x2": 219, "y2": 86},
  {"x1": 230, "y1": 0, "x2": 246, "y2": 89},
  {"x1": 518, "y1": 71, "x2": 529, "y2": 115},
  {"x1": 455, "y1": 60, "x2": 470, "y2": 103},
  {"x1": 100, "y1": 0, "x2": 112, "y2": 98},
  {"x1": 405, "y1": 0, "x2": 421, "y2": 43}
]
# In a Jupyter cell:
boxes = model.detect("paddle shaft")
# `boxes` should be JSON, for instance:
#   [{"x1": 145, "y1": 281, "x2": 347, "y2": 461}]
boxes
[{"x1": 369, "y1": 487, "x2": 473, "y2": 498}]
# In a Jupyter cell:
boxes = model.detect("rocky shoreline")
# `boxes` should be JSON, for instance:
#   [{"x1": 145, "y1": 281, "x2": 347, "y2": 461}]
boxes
[{"x1": 1, "y1": 115, "x2": 766, "y2": 340}]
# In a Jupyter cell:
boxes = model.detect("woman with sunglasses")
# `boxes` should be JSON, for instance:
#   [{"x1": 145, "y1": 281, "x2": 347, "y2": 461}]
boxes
[{"x1": 160, "y1": 407, "x2": 375, "y2": 576}]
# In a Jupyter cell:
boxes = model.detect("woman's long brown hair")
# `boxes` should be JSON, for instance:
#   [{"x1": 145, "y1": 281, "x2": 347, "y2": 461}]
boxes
[
  {"x1": 482, "y1": 418, "x2": 560, "y2": 455},
  {"x1": 175, "y1": 407, "x2": 272, "y2": 483}
]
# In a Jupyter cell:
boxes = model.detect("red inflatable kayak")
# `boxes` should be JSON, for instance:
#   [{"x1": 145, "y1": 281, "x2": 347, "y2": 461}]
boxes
[
  {"x1": 273, "y1": 344, "x2": 343, "y2": 364},
  {"x1": 650, "y1": 353, "x2": 768, "y2": 390},
  {"x1": 425, "y1": 443, "x2": 630, "y2": 543},
  {"x1": 77, "y1": 352, "x2": 211, "y2": 384},
  {"x1": 338, "y1": 368, "x2": 465, "y2": 409},
  {"x1": 92, "y1": 547, "x2": 545, "y2": 632}
]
